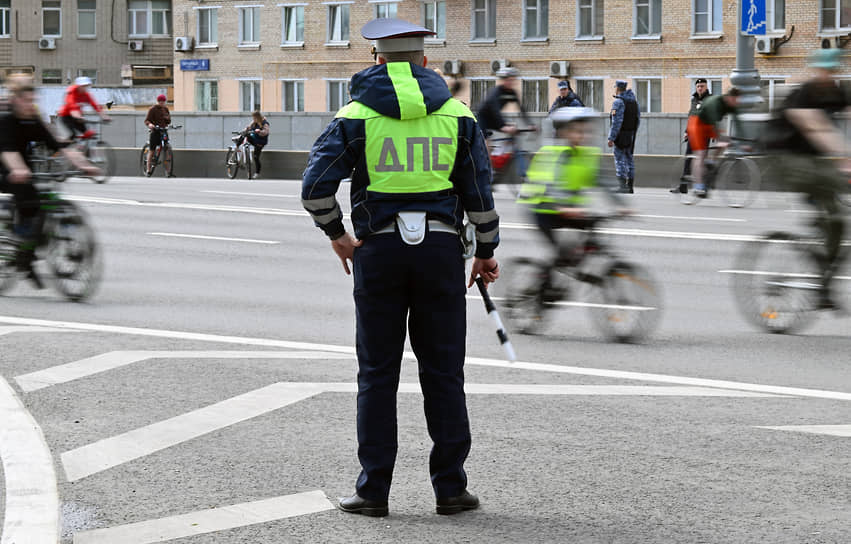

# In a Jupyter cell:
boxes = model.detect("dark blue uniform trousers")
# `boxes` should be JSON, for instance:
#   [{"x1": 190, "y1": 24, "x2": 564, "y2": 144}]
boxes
[{"x1": 352, "y1": 230, "x2": 470, "y2": 502}]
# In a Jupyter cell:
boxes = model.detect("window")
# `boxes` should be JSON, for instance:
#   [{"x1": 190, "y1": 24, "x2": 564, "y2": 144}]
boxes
[
  {"x1": 239, "y1": 7, "x2": 260, "y2": 44},
  {"x1": 693, "y1": 0, "x2": 722, "y2": 34},
  {"x1": 78, "y1": 68, "x2": 97, "y2": 85},
  {"x1": 821, "y1": 0, "x2": 851, "y2": 30},
  {"x1": 42, "y1": 69, "x2": 62, "y2": 84},
  {"x1": 129, "y1": 0, "x2": 171, "y2": 37},
  {"x1": 760, "y1": 78, "x2": 786, "y2": 111},
  {"x1": 78, "y1": 0, "x2": 96, "y2": 37},
  {"x1": 522, "y1": 79, "x2": 549, "y2": 113},
  {"x1": 327, "y1": 80, "x2": 349, "y2": 111},
  {"x1": 523, "y1": 0, "x2": 548, "y2": 40},
  {"x1": 469, "y1": 79, "x2": 495, "y2": 110},
  {"x1": 196, "y1": 80, "x2": 218, "y2": 112},
  {"x1": 0, "y1": 0, "x2": 10, "y2": 37},
  {"x1": 196, "y1": 7, "x2": 218, "y2": 46},
  {"x1": 374, "y1": 2, "x2": 397, "y2": 18},
  {"x1": 240, "y1": 80, "x2": 261, "y2": 112},
  {"x1": 577, "y1": 0, "x2": 603, "y2": 38},
  {"x1": 422, "y1": 1, "x2": 446, "y2": 39},
  {"x1": 282, "y1": 80, "x2": 305, "y2": 111},
  {"x1": 43, "y1": 0, "x2": 62, "y2": 37},
  {"x1": 472, "y1": 0, "x2": 496, "y2": 41},
  {"x1": 633, "y1": 78, "x2": 661, "y2": 113},
  {"x1": 576, "y1": 79, "x2": 604, "y2": 111},
  {"x1": 282, "y1": 5, "x2": 304, "y2": 44},
  {"x1": 634, "y1": 0, "x2": 661, "y2": 36},
  {"x1": 767, "y1": 0, "x2": 785, "y2": 31},
  {"x1": 327, "y1": 4, "x2": 350, "y2": 43}
]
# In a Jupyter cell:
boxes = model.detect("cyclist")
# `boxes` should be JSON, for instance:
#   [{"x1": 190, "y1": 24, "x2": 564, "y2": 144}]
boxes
[
  {"x1": 0, "y1": 73, "x2": 100, "y2": 285},
  {"x1": 686, "y1": 87, "x2": 742, "y2": 197},
  {"x1": 143, "y1": 94, "x2": 171, "y2": 177},
  {"x1": 764, "y1": 48, "x2": 851, "y2": 311},
  {"x1": 56, "y1": 76, "x2": 110, "y2": 140},
  {"x1": 518, "y1": 107, "x2": 627, "y2": 299},
  {"x1": 475, "y1": 67, "x2": 535, "y2": 138},
  {"x1": 233, "y1": 111, "x2": 270, "y2": 179}
]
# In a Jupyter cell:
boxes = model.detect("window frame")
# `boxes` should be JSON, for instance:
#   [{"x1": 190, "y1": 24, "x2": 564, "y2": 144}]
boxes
[
  {"x1": 326, "y1": 3, "x2": 351, "y2": 45},
  {"x1": 760, "y1": 76, "x2": 788, "y2": 111},
  {"x1": 42, "y1": 0, "x2": 62, "y2": 38},
  {"x1": 195, "y1": 79, "x2": 219, "y2": 112},
  {"x1": 633, "y1": 0, "x2": 661, "y2": 37},
  {"x1": 371, "y1": 1, "x2": 398, "y2": 19},
  {"x1": 521, "y1": 78, "x2": 550, "y2": 113},
  {"x1": 766, "y1": 0, "x2": 785, "y2": 33},
  {"x1": 471, "y1": 0, "x2": 496, "y2": 42},
  {"x1": 632, "y1": 77, "x2": 662, "y2": 113},
  {"x1": 468, "y1": 77, "x2": 495, "y2": 110},
  {"x1": 41, "y1": 68, "x2": 63, "y2": 85},
  {"x1": 239, "y1": 78, "x2": 262, "y2": 112},
  {"x1": 77, "y1": 0, "x2": 96, "y2": 38},
  {"x1": 820, "y1": 0, "x2": 851, "y2": 31},
  {"x1": 195, "y1": 6, "x2": 219, "y2": 47},
  {"x1": 326, "y1": 79, "x2": 350, "y2": 111},
  {"x1": 692, "y1": 0, "x2": 722, "y2": 36},
  {"x1": 0, "y1": 0, "x2": 11, "y2": 37},
  {"x1": 421, "y1": 0, "x2": 446, "y2": 40},
  {"x1": 77, "y1": 68, "x2": 97, "y2": 85},
  {"x1": 280, "y1": 79, "x2": 305, "y2": 112},
  {"x1": 237, "y1": 5, "x2": 262, "y2": 45},
  {"x1": 522, "y1": 0, "x2": 548, "y2": 41},
  {"x1": 575, "y1": 78, "x2": 604, "y2": 111},
  {"x1": 280, "y1": 4, "x2": 305, "y2": 45},
  {"x1": 129, "y1": 0, "x2": 172, "y2": 38},
  {"x1": 576, "y1": 0, "x2": 604, "y2": 39}
]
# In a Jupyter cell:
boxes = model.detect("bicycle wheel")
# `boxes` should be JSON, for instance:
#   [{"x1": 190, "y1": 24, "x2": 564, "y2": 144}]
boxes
[
  {"x1": 140, "y1": 144, "x2": 150, "y2": 176},
  {"x1": 716, "y1": 156, "x2": 760, "y2": 208},
  {"x1": 497, "y1": 257, "x2": 550, "y2": 335},
  {"x1": 587, "y1": 261, "x2": 662, "y2": 343},
  {"x1": 45, "y1": 201, "x2": 102, "y2": 302},
  {"x1": 0, "y1": 207, "x2": 18, "y2": 295},
  {"x1": 88, "y1": 141, "x2": 115, "y2": 183},
  {"x1": 730, "y1": 232, "x2": 823, "y2": 334},
  {"x1": 162, "y1": 145, "x2": 174, "y2": 177},
  {"x1": 225, "y1": 149, "x2": 240, "y2": 179}
]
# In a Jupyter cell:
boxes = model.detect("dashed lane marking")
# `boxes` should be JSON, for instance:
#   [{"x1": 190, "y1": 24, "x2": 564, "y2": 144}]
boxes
[
  {"x1": 201, "y1": 190, "x2": 299, "y2": 198},
  {"x1": 72, "y1": 490, "x2": 334, "y2": 544},
  {"x1": 148, "y1": 232, "x2": 280, "y2": 244},
  {"x1": 0, "y1": 376, "x2": 59, "y2": 544},
  {"x1": 0, "y1": 325, "x2": 85, "y2": 336},
  {"x1": 60, "y1": 382, "x2": 782, "y2": 482},
  {"x1": 756, "y1": 425, "x2": 851, "y2": 437}
]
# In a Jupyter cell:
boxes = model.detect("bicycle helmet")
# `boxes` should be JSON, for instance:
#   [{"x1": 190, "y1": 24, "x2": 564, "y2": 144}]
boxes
[
  {"x1": 549, "y1": 107, "x2": 596, "y2": 128},
  {"x1": 74, "y1": 76, "x2": 92, "y2": 87},
  {"x1": 496, "y1": 67, "x2": 520, "y2": 79}
]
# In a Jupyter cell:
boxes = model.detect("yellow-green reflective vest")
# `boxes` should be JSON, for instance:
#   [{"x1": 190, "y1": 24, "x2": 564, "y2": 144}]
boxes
[{"x1": 519, "y1": 145, "x2": 600, "y2": 214}]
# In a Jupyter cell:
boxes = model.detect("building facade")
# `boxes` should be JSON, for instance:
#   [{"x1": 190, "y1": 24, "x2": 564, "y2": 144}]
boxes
[
  {"x1": 177, "y1": 1, "x2": 847, "y2": 113},
  {"x1": 0, "y1": 0, "x2": 174, "y2": 92}
]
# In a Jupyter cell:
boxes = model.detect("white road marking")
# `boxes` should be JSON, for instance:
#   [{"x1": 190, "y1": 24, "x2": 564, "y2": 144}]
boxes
[
  {"x1": 756, "y1": 425, "x2": 851, "y2": 437},
  {"x1": 2, "y1": 315, "x2": 850, "y2": 402},
  {"x1": 72, "y1": 490, "x2": 333, "y2": 544},
  {"x1": 66, "y1": 196, "x2": 307, "y2": 218},
  {"x1": 719, "y1": 269, "x2": 851, "y2": 281},
  {"x1": 148, "y1": 232, "x2": 280, "y2": 244},
  {"x1": 0, "y1": 376, "x2": 59, "y2": 544},
  {"x1": 16, "y1": 350, "x2": 355, "y2": 392},
  {"x1": 467, "y1": 295, "x2": 656, "y2": 311},
  {"x1": 633, "y1": 214, "x2": 746, "y2": 223},
  {"x1": 0, "y1": 325, "x2": 84, "y2": 336},
  {"x1": 61, "y1": 381, "x2": 782, "y2": 481},
  {"x1": 201, "y1": 190, "x2": 299, "y2": 198}
]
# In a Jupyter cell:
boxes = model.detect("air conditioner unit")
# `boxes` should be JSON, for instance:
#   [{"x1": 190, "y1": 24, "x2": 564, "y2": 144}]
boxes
[
  {"x1": 755, "y1": 37, "x2": 776, "y2": 55},
  {"x1": 442, "y1": 59, "x2": 462, "y2": 76},
  {"x1": 490, "y1": 59, "x2": 511, "y2": 74},
  {"x1": 549, "y1": 60, "x2": 570, "y2": 77},
  {"x1": 174, "y1": 36, "x2": 194, "y2": 52},
  {"x1": 821, "y1": 37, "x2": 840, "y2": 49},
  {"x1": 38, "y1": 37, "x2": 56, "y2": 50},
  {"x1": 128, "y1": 40, "x2": 144, "y2": 52}
]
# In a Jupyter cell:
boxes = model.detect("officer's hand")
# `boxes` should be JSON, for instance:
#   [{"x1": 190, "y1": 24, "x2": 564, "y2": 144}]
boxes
[
  {"x1": 331, "y1": 233, "x2": 363, "y2": 275},
  {"x1": 9, "y1": 168, "x2": 31, "y2": 184},
  {"x1": 607, "y1": 140, "x2": 614, "y2": 148},
  {"x1": 469, "y1": 257, "x2": 499, "y2": 288},
  {"x1": 501, "y1": 125, "x2": 517, "y2": 135}
]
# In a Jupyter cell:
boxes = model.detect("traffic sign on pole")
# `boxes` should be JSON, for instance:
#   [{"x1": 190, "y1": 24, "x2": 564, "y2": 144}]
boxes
[{"x1": 741, "y1": 0, "x2": 767, "y2": 35}]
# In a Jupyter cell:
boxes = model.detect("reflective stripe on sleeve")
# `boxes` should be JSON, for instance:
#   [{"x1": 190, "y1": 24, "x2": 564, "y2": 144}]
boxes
[
  {"x1": 302, "y1": 195, "x2": 338, "y2": 212},
  {"x1": 476, "y1": 227, "x2": 498, "y2": 243},
  {"x1": 467, "y1": 209, "x2": 498, "y2": 224}
]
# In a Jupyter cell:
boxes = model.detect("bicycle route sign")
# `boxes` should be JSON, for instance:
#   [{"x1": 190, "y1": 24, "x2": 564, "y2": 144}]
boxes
[{"x1": 741, "y1": 0, "x2": 767, "y2": 36}]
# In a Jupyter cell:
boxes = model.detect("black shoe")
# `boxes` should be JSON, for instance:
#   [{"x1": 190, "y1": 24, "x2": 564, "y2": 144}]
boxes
[
  {"x1": 338, "y1": 494, "x2": 389, "y2": 517},
  {"x1": 436, "y1": 490, "x2": 480, "y2": 515}
]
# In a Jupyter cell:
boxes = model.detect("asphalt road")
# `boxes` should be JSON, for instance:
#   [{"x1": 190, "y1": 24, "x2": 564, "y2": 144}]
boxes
[{"x1": 1, "y1": 176, "x2": 850, "y2": 544}]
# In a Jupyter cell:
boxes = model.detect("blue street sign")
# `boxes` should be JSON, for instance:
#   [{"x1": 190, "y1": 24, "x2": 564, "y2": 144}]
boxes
[
  {"x1": 179, "y1": 59, "x2": 210, "y2": 71},
  {"x1": 741, "y1": 0, "x2": 767, "y2": 35}
]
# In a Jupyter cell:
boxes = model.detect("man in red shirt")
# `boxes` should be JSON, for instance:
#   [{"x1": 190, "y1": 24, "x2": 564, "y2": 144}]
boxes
[{"x1": 56, "y1": 76, "x2": 110, "y2": 139}]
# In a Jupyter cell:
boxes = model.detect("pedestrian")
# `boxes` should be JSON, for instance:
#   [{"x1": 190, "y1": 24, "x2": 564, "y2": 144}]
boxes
[
  {"x1": 143, "y1": 94, "x2": 171, "y2": 177},
  {"x1": 549, "y1": 80, "x2": 583, "y2": 113},
  {"x1": 608, "y1": 80, "x2": 640, "y2": 193},
  {"x1": 672, "y1": 78, "x2": 711, "y2": 194},
  {"x1": 301, "y1": 17, "x2": 499, "y2": 517}
]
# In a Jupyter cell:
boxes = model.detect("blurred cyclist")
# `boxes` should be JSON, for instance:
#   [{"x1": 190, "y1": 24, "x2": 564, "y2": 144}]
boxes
[
  {"x1": 475, "y1": 67, "x2": 535, "y2": 138},
  {"x1": 764, "y1": 48, "x2": 851, "y2": 311},
  {"x1": 686, "y1": 87, "x2": 742, "y2": 197},
  {"x1": 57, "y1": 76, "x2": 110, "y2": 140},
  {"x1": 0, "y1": 73, "x2": 100, "y2": 285}
]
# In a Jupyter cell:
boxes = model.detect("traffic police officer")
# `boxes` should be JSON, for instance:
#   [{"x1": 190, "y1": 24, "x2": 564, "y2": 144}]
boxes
[{"x1": 301, "y1": 18, "x2": 499, "y2": 517}]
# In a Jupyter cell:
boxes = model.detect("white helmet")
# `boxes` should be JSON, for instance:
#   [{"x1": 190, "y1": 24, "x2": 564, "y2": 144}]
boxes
[
  {"x1": 549, "y1": 106, "x2": 596, "y2": 127},
  {"x1": 495, "y1": 67, "x2": 519, "y2": 79},
  {"x1": 74, "y1": 76, "x2": 92, "y2": 87}
]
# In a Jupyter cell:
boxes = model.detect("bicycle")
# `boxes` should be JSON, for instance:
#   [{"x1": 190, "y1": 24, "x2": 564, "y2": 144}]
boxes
[
  {"x1": 669, "y1": 137, "x2": 762, "y2": 208},
  {"x1": 225, "y1": 129, "x2": 255, "y2": 180},
  {"x1": 488, "y1": 127, "x2": 536, "y2": 195},
  {"x1": 729, "y1": 208, "x2": 848, "y2": 334},
  {"x1": 496, "y1": 214, "x2": 663, "y2": 342},
  {"x1": 0, "y1": 172, "x2": 103, "y2": 302},
  {"x1": 140, "y1": 125, "x2": 181, "y2": 178},
  {"x1": 29, "y1": 119, "x2": 115, "y2": 184}
]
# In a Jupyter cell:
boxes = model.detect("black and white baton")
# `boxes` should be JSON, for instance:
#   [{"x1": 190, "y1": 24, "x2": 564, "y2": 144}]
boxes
[{"x1": 475, "y1": 276, "x2": 517, "y2": 362}]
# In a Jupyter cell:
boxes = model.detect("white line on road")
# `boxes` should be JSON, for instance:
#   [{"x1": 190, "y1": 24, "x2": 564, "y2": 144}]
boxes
[
  {"x1": 0, "y1": 376, "x2": 59, "y2": 544},
  {"x1": 201, "y1": 190, "x2": 299, "y2": 198},
  {"x1": 465, "y1": 295, "x2": 657, "y2": 311},
  {"x1": 16, "y1": 350, "x2": 355, "y2": 392},
  {"x1": 2, "y1": 315, "x2": 850, "y2": 402},
  {"x1": 72, "y1": 490, "x2": 334, "y2": 544},
  {"x1": 0, "y1": 325, "x2": 85, "y2": 336},
  {"x1": 148, "y1": 232, "x2": 280, "y2": 244},
  {"x1": 756, "y1": 425, "x2": 851, "y2": 437},
  {"x1": 719, "y1": 269, "x2": 851, "y2": 281},
  {"x1": 633, "y1": 214, "x2": 746, "y2": 222},
  {"x1": 61, "y1": 381, "x2": 782, "y2": 481}
]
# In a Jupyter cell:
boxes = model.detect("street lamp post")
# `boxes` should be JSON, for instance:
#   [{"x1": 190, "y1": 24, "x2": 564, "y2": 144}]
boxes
[{"x1": 730, "y1": 0, "x2": 762, "y2": 109}]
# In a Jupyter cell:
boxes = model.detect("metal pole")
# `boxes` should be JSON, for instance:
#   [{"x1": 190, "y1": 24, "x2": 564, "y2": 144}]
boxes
[{"x1": 729, "y1": 0, "x2": 762, "y2": 109}]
